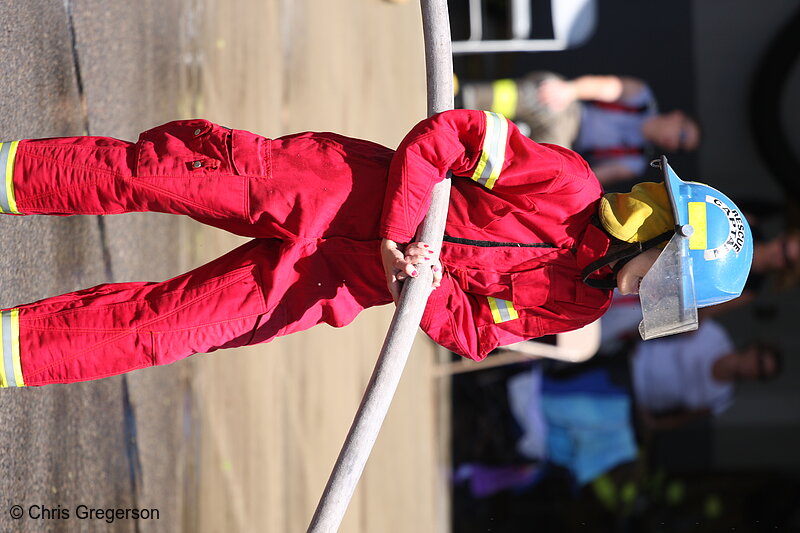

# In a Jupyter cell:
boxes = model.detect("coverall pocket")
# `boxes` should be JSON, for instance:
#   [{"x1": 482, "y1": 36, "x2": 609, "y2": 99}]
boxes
[
  {"x1": 229, "y1": 128, "x2": 267, "y2": 176},
  {"x1": 455, "y1": 192, "x2": 537, "y2": 230},
  {"x1": 465, "y1": 199, "x2": 514, "y2": 229},
  {"x1": 134, "y1": 119, "x2": 253, "y2": 221},
  {"x1": 510, "y1": 267, "x2": 550, "y2": 309},
  {"x1": 544, "y1": 265, "x2": 600, "y2": 307},
  {"x1": 135, "y1": 119, "x2": 235, "y2": 176},
  {"x1": 147, "y1": 264, "x2": 268, "y2": 366}
]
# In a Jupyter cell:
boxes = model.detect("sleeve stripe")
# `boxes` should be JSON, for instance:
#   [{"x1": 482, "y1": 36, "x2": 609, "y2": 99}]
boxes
[
  {"x1": 487, "y1": 297, "x2": 519, "y2": 323},
  {"x1": 471, "y1": 111, "x2": 509, "y2": 190}
]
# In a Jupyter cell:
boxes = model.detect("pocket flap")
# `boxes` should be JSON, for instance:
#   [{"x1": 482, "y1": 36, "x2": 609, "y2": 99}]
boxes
[
  {"x1": 510, "y1": 267, "x2": 550, "y2": 309},
  {"x1": 231, "y1": 129, "x2": 267, "y2": 176},
  {"x1": 136, "y1": 119, "x2": 231, "y2": 176}
]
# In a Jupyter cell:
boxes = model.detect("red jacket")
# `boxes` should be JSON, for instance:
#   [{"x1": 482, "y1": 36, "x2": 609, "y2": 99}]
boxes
[{"x1": 381, "y1": 110, "x2": 614, "y2": 360}]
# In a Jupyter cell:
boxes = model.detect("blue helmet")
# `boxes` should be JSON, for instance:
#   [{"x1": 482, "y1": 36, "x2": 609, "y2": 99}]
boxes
[
  {"x1": 637, "y1": 156, "x2": 753, "y2": 340},
  {"x1": 663, "y1": 158, "x2": 754, "y2": 306}
]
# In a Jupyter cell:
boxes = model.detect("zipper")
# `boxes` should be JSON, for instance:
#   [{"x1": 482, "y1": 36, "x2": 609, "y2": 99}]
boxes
[{"x1": 443, "y1": 234, "x2": 556, "y2": 248}]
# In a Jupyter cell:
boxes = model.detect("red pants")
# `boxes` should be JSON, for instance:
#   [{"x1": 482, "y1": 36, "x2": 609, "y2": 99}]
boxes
[{"x1": 0, "y1": 121, "x2": 395, "y2": 386}]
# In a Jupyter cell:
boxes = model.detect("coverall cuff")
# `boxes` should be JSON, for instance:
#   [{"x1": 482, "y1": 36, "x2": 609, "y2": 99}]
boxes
[{"x1": 380, "y1": 227, "x2": 414, "y2": 244}]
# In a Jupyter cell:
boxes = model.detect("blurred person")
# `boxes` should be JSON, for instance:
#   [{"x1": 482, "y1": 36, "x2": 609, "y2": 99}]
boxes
[
  {"x1": 703, "y1": 227, "x2": 800, "y2": 317},
  {"x1": 455, "y1": 360, "x2": 637, "y2": 494},
  {"x1": 562, "y1": 306, "x2": 783, "y2": 431},
  {"x1": 0, "y1": 112, "x2": 747, "y2": 387},
  {"x1": 457, "y1": 72, "x2": 700, "y2": 187},
  {"x1": 631, "y1": 319, "x2": 782, "y2": 431},
  {"x1": 739, "y1": 200, "x2": 800, "y2": 294},
  {"x1": 457, "y1": 316, "x2": 781, "y2": 495},
  {"x1": 754, "y1": 228, "x2": 800, "y2": 290}
]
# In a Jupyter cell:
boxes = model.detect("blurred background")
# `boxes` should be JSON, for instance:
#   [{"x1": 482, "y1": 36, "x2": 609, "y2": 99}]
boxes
[
  {"x1": 0, "y1": 0, "x2": 798, "y2": 532},
  {"x1": 448, "y1": 0, "x2": 800, "y2": 531}
]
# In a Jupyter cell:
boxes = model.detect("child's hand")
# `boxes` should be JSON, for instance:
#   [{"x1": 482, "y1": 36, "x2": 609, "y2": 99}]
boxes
[
  {"x1": 380, "y1": 239, "x2": 442, "y2": 302},
  {"x1": 403, "y1": 241, "x2": 443, "y2": 290}
]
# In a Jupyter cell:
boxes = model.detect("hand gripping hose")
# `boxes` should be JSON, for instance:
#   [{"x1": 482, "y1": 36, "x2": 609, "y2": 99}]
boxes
[{"x1": 306, "y1": 1, "x2": 453, "y2": 531}]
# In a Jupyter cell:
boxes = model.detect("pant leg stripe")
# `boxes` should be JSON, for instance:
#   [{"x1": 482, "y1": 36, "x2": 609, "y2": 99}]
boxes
[
  {"x1": 2, "y1": 311, "x2": 17, "y2": 386},
  {"x1": 0, "y1": 142, "x2": 12, "y2": 212},
  {"x1": 1, "y1": 310, "x2": 23, "y2": 387},
  {"x1": 0, "y1": 141, "x2": 20, "y2": 214},
  {"x1": 0, "y1": 312, "x2": 6, "y2": 387},
  {"x1": 10, "y1": 310, "x2": 24, "y2": 386}
]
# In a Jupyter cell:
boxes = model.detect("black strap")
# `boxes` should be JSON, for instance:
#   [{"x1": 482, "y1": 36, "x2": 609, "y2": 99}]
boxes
[
  {"x1": 443, "y1": 235, "x2": 556, "y2": 248},
  {"x1": 581, "y1": 230, "x2": 675, "y2": 290}
]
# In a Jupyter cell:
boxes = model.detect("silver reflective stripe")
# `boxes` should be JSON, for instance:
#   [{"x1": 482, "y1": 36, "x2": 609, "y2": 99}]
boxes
[
  {"x1": 496, "y1": 301, "x2": 511, "y2": 322},
  {"x1": 0, "y1": 142, "x2": 13, "y2": 213},
  {"x1": 2, "y1": 311, "x2": 18, "y2": 387},
  {"x1": 488, "y1": 297, "x2": 519, "y2": 324},
  {"x1": 475, "y1": 112, "x2": 503, "y2": 187}
]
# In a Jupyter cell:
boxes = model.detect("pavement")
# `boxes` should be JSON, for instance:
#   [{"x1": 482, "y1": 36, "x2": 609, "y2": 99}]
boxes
[
  {"x1": 0, "y1": 1, "x2": 199, "y2": 531},
  {"x1": 0, "y1": 1, "x2": 446, "y2": 532}
]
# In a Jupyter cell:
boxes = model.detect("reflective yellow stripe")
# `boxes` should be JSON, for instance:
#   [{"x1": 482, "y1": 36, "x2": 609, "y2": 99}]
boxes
[
  {"x1": 482, "y1": 114, "x2": 507, "y2": 190},
  {"x1": 0, "y1": 309, "x2": 24, "y2": 387},
  {"x1": 488, "y1": 297, "x2": 502, "y2": 323},
  {"x1": 11, "y1": 310, "x2": 24, "y2": 387},
  {"x1": 688, "y1": 201, "x2": 708, "y2": 250},
  {"x1": 471, "y1": 115, "x2": 493, "y2": 184},
  {"x1": 0, "y1": 318, "x2": 6, "y2": 388},
  {"x1": 470, "y1": 112, "x2": 509, "y2": 190},
  {"x1": 7, "y1": 141, "x2": 19, "y2": 213},
  {"x1": 487, "y1": 297, "x2": 519, "y2": 323},
  {"x1": 491, "y1": 79, "x2": 518, "y2": 119},
  {"x1": 0, "y1": 141, "x2": 20, "y2": 214},
  {"x1": 506, "y1": 302, "x2": 519, "y2": 321}
]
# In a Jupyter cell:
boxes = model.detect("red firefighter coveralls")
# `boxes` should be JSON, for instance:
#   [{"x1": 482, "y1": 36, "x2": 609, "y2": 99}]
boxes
[{"x1": 0, "y1": 110, "x2": 612, "y2": 387}]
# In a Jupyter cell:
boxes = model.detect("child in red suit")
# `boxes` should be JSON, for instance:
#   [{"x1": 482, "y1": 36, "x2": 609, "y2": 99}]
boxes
[{"x1": 0, "y1": 110, "x2": 740, "y2": 387}]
